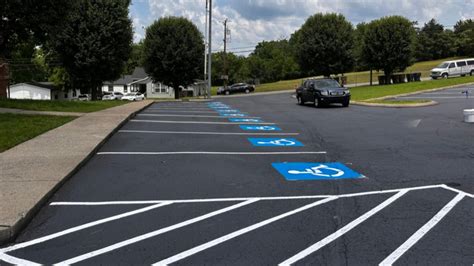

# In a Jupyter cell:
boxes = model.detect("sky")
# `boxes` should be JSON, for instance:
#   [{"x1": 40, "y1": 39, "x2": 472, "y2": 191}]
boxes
[{"x1": 129, "y1": 0, "x2": 474, "y2": 54}]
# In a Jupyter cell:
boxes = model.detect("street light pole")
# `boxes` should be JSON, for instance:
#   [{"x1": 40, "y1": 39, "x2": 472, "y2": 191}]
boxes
[{"x1": 207, "y1": 0, "x2": 212, "y2": 99}]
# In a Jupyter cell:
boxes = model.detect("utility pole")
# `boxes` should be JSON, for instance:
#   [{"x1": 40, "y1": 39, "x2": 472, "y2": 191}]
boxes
[
  {"x1": 207, "y1": 0, "x2": 212, "y2": 98},
  {"x1": 223, "y1": 18, "x2": 228, "y2": 89},
  {"x1": 204, "y1": 0, "x2": 208, "y2": 81}
]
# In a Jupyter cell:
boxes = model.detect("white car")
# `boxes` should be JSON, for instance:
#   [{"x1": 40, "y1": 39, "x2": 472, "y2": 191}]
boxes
[
  {"x1": 102, "y1": 92, "x2": 124, "y2": 100},
  {"x1": 76, "y1": 94, "x2": 91, "y2": 101},
  {"x1": 122, "y1": 92, "x2": 145, "y2": 101},
  {"x1": 431, "y1": 58, "x2": 474, "y2": 79}
]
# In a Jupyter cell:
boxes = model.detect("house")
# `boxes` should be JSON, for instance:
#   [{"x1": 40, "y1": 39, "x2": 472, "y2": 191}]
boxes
[
  {"x1": 102, "y1": 67, "x2": 207, "y2": 98},
  {"x1": 8, "y1": 82, "x2": 80, "y2": 100}
]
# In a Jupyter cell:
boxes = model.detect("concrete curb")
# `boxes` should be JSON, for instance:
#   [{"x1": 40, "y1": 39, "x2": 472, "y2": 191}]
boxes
[
  {"x1": 0, "y1": 100, "x2": 153, "y2": 245},
  {"x1": 351, "y1": 100, "x2": 439, "y2": 108}
]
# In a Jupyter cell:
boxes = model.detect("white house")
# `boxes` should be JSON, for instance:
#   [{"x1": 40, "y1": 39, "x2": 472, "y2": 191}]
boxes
[
  {"x1": 102, "y1": 67, "x2": 207, "y2": 98},
  {"x1": 8, "y1": 82, "x2": 80, "y2": 100}
]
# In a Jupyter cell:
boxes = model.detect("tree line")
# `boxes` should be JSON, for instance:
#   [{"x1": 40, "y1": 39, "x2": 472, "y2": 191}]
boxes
[{"x1": 2, "y1": 1, "x2": 474, "y2": 100}]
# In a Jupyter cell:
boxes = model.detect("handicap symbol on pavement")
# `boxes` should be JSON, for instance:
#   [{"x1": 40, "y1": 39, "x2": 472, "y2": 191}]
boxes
[
  {"x1": 221, "y1": 113, "x2": 247, "y2": 117},
  {"x1": 272, "y1": 162, "x2": 364, "y2": 180},
  {"x1": 229, "y1": 118, "x2": 262, "y2": 123},
  {"x1": 240, "y1": 125, "x2": 281, "y2": 131},
  {"x1": 248, "y1": 138, "x2": 303, "y2": 147},
  {"x1": 211, "y1": 106, "x2": 231, "y2": 109}
]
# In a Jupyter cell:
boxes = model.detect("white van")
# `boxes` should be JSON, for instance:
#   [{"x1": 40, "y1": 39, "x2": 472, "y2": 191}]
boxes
[{"x1": 431, "y1": 59, "x2": 474, "y2": 79}]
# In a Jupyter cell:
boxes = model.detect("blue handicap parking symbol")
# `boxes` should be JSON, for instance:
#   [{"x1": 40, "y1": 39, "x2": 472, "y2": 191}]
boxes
[
  {"x1": 240, "y1": 125, "x2": 281, "y2": 131},
  {"x1": 248, "y1": 138, "x2": 304, "y2": 147},
  {"x1": 221, "y1": 113, "x2": 247, "y2": 117},
  {"x1": 272, "y1": 162, "x2": 364, "y2": 181},
  {"x1": 228, "y1": 118, "x2": 262, "y2": 123},
  {"x1": 211, "y1": 106, "x2": 231, "y2": 109}
]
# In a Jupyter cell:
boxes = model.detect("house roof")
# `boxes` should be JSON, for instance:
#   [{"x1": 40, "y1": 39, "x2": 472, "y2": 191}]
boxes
[
  {"x1": 11, "y1": 82, "x2": 58, "y2": 90},
  {"x1": 104, "y1": 67, "x2": 149, "y2": 85}
]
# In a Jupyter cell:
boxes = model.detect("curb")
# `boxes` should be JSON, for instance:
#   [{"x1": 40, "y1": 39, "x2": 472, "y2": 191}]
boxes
[
  {"x1": 351, "y1": 100, "x2": 438, "y2": 108},
  {"x1": 0, "y1": 101, "x2": 153, "y2": 245}
]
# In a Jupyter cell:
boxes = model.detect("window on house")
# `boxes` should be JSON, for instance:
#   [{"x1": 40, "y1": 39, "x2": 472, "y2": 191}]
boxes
[
  {"x1": 64, "y1": 92, "x2": 68, "y2": 98},
  {"x1": 160, "y1": 86, "x2": 167, "y2": 93},
  {"x1": 73, "y1": 90, "x2": 77, "y2": 97},
  {"x1": 123, "y1": 85, "x2": 127, "y2": 93},
  {"x1": 108, "y1": 85, "x2": 113, "y2": 92}
]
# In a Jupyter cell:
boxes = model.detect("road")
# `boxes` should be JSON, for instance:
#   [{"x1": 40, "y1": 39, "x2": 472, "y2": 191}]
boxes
[{"x1": 1, "y1": 87, "x2": 474, "y2": 265}]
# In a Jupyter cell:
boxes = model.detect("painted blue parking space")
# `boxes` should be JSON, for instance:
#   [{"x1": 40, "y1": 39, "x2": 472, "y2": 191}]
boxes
[
  {"x1": 217, "y1": 109, "x2": 241, "y2": 113},
  {"x1": 240, "y1": 125, "x2": 282, "y2": 131},
  {"x1": 248, "y1": 138, "x2": 304, "y2": 147},
  {"x1": 228, "y1": 118, "x2": 262, "y2": 123},
  {"x1": 272, "y1": 162, "x2": 364, "y2": 181}
]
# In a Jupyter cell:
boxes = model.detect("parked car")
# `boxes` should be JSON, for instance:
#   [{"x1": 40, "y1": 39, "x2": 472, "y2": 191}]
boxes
[
  {"x1": 430, "y1": 58, "x2": 474, "y2": 79},
  {"x1": 76, "y1": 94, "x2": 91, "y2": 101},
  {"x1": 217, "y1": 83, "x2": 255, "y2": 95},
  {"x1": 122, "y1": 92, "x2": 145, "y2": 101},
  {"x1": 102, "y1": 91, "x2": 124, "y2": 100},
  {"x1": 296, "y1": 78, "x2": 350, "y2": 107}
]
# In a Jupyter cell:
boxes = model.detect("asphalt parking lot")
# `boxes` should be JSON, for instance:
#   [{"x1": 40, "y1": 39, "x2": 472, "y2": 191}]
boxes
[{"x1": 1, "y1": 88, "x2": 473, "y2": 265}]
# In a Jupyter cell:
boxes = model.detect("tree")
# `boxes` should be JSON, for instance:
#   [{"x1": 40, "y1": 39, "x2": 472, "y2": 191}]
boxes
[
  {"x1": 454, "y1": 19, "x2": 474, "y2": 56},
  {"x1": 291, "y1": 13, "x2": 354, "y2": 77},
  {"x1": 143, "y1": 17, "x2": 204, "y2": 99},
  {"x1": 211, "y1": 52, "x2": 247, "y2": 85},
  {"x1": 362, "y1": 16, "x2": 416, "y2": 79},
  {"x1": 415, "y1": 19, "x2": 455, "y2": 61},
  {"x1": 125, "y1": 41, "x2": 145, "y2": 74},
  {"x1": 353, "y1": 22, "x2": 370, "y2": 71},
  {"x1": 49, "y1": 0, "x2": 133, "y2": 99},
  {"x1": 0, "y1": 0, "x2": 73, "y2": 60}
]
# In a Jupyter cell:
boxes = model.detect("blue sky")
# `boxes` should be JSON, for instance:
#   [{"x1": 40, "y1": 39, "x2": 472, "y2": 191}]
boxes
[{"x1": 130, "y1": 0, "x2": 474, "y2": 54}]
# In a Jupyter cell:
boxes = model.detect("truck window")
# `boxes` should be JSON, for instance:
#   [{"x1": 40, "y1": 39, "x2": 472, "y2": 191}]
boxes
[
  {"x1": 449, "y1": 63, "x2": 456, "y2": 68},
  {"x1": 457, "y1": 61, "x2": 467, "y2": 67},
  {"x1": 467, "y1": 60, "x2": 474, "y2": 66}
]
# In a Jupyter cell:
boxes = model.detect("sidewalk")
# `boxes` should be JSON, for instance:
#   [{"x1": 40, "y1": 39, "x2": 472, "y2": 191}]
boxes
[
  {"x1": 0, "y1": 107, "x2": 85, "y2": 117},
  {"x1": 0, "y1": 100, "x2": 153, "y2": 244}
]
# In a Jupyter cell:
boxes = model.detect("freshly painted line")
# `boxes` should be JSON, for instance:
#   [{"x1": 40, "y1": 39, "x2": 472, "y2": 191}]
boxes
[
  {"x1": 401, "y1": 96, "x2": 470, "y2": 99},
  {"x1": 379, "y1": 193, "x2": 466, "y2": 266},
  {"x1": 0, "y1": 253, "x2": 41, "y2": 265},
  {"x1": 50, "y1": 184, "x2": 448, "y2": 206},
  {"x1": 143, "y1": 110, "x2": 218, "y2": 113},
  {"x1": 153, "y1": 197, "x2": 338, "y2": 265},
  {"x1": 54, "y1": 199, "x2": 259, "y2": 265},
  {"x1": 147, "y1": 108, "x2": 215, "y2": 110},
  {"x1": 279, "y1": 190, "x2": 408, "y2": 265},
  {"x1": 118, "y1": 130, "x2": 299, "y2": 136},
  {"x1": 137, "y1": 114, "x2": 261, "y2": 119},
  {"x1": 0, "y1": 202, "x2": 172, "y2": 253},
  {"x1": 96, "y1": 151, "x2": 327, "y2": 155},
  {"x1": 129, "y1": 119, "x2": 275, "y2": 125},
  {"x1": 441, "y1": 184, "x2": 474, "y2": 198}
]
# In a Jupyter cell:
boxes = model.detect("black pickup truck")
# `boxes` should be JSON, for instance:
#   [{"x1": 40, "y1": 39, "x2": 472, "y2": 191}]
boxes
[{"x1": 295, "y1": 78, "x2": 350, "y2": 107}]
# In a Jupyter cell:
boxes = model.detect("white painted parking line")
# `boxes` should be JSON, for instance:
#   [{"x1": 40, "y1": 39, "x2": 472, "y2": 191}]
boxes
[
  {"x1": 400, "y1": 96, "x2": 470, "y2": 99},
  {"x1": 0, "y1": 202, "x2": 172, "y2": 253},
  {"x1": 3, "y1": 184, "x2": 469, "y2": 265},
  {"x1": 147, "y1": 107, "x2": 216, "y2": 110},
  {"x1": 49, "y1": 184, "x2": 449, "y2": 206},
  {"x1": 129, "y1": 119, "x2": 275, "y2": 125},
  {"x1": 279, "y1": 190, "x2": 408, "y2": 265},
  {"x1": 153, "y1": 197, "x2": 338, "y2": 265},
  {"x1": 143, "y1": 110, "x2": 222, "y2": 113},
  {"x1": 97, "y1": 151, "x2": 327, "y2": 155},
  {"x1": 137, "y1": 114, "x2": 261, "y2": 119},
  {"x1": 0, "y1": 252, "x2": 41, "y2": 265},
  {"x1": 118, "y1": 130, "x2": 299, "y2": 136},
  {"x1": 379, "y1": 193, "x2": 466, "y2": 266},
  {"x1": 54, "y1": 199, "x2": 259, "y2": 265}
]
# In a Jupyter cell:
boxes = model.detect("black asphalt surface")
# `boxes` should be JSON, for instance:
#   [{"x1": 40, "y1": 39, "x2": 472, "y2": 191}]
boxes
[{"x1": 1, "y1": 86, "x2": 474, "y2": 265}]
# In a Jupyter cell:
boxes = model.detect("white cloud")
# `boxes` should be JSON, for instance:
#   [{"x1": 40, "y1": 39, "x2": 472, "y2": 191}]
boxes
[{"x1": 137, "y1": 0, "x2": 474, "y2": 53}]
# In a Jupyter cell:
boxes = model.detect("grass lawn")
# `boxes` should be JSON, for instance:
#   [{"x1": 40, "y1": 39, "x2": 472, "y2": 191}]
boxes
[
  {"x1": 350, "y1": 76, "x2": 474, "y2": 101},
  {"x1": 0, "y1": 99, "x2": 129, "y2": 113},
  {"x1": 0, "y1": 113, "x2": 75, "y2": 152}
]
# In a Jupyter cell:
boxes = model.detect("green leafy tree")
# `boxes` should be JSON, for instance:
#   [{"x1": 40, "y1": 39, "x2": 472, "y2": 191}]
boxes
[
  {"x1": 0, "y1": 0, "x2": 73, "y2": 60},
  {"x1": 362, "y1": 16, "x2": 416, "y2": 79},
  {"x1": 143, "y1": 17, "x2": 204, "y2": 99},
  {"x1": 291, "y1": 13, "x2": 354, "y2": 77},
  {"x1": 454, "y1": 19, "x2": 474, "y2": 56},
  {"x1": 251, "y1": 40, "x2": 300, "y2": 82},
  {"x1": 211, "y1": 52, "x2": 246, "y2": 85},
  {"x1": 415, "y1": 19, "x2": 456, "y2": 61},
  {"x1": 125, "y1": 41, "x2": 145, "y2": 74},
  {"x1": 49, "y1": 0, "x2": 133, "y2": 99},
  {"x1": 9, "y1": 40, "x2": 49, "y2": 83},
  {"x1": 353, "y1": 23, "x2": 370, "y2": 71}
]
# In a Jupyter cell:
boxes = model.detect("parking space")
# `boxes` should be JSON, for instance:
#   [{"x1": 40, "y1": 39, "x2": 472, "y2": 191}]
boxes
[{"x1": 1, "y1": 95, "x2": 473, "y2": 265}]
